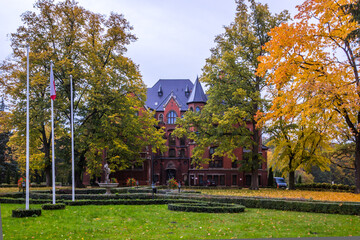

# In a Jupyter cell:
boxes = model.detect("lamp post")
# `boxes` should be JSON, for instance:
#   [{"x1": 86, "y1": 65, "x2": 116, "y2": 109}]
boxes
[{"x1": 178, "y1": 182, "x2": 181, "y2": 193}]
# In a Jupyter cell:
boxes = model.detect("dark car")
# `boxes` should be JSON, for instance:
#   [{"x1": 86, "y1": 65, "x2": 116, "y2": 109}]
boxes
[
  {"x1": 206, "y1": 180, "x2": 217, "y2": 187},
  {"x1": 274, "y1": 177, "x2": 287, "y2": 189}
]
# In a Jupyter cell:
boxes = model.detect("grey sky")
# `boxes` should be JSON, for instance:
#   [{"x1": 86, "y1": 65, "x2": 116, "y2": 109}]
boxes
[{"x1": 0, "y1": 0, "x2": 299, "y2": 88}]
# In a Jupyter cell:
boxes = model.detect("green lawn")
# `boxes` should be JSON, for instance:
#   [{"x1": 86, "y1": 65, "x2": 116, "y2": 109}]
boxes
[{"x1": 2, "y1": 204, "x2": 360, "y2": 239}]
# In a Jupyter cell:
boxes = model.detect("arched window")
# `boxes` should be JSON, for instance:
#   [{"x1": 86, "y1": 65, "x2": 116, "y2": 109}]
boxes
[
  {"x1": 167, "y1": 111, "x2": 178, "y2": 124},
  {"x1": 158, "y1": 114, "x2": 164, "y2": 123},
  {"x1": 189, "y1": 107, "x2": 193, "y2": 111},
  {"x1": 196, "y1": 106, "x2": 201, "y2": 112}
]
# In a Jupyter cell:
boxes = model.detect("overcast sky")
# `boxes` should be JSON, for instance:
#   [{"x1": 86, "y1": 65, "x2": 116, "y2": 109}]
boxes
[{"x1": 0, "y1": 0, "x2": 299, "y2": 88}]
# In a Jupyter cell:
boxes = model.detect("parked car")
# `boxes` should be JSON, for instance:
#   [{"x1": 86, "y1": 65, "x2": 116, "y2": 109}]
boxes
[
  {"x1": 206, "y1": 179, "x2": 217, "y2": 187},
  {"x1": 274, "y1": 177, "x2": 287, "y2": 189}
]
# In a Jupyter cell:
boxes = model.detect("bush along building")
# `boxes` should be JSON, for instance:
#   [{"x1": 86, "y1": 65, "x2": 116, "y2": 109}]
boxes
[{"x1": 105, "y1": 77, "x2": 269, "y2": 187}]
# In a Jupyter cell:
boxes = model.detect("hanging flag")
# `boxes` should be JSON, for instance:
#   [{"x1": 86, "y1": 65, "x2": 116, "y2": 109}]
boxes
[{"x1": 50, "y1": 62, "x2": 56, "y2": 100}]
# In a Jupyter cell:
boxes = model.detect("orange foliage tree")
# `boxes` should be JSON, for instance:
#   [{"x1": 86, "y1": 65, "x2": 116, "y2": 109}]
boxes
[{"x1": 257, "y1": 0, "x2": 360, "y2": 193}]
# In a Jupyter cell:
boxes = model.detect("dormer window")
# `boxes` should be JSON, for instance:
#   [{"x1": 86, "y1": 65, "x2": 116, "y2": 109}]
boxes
[
  {"x1": 185, "y1": 85, "x2": 190, "y2": 97},
  {"x1": 158, "y1": 84, "x2": 163, "y2": 97}
]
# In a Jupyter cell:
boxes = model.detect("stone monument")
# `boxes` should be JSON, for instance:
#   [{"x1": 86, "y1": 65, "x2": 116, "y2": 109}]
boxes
[{"x1": 98, "y1": 163, "x2": 118, "y2": 194}]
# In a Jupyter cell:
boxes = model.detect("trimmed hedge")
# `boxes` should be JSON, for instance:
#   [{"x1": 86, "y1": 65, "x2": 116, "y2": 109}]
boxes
[
  {"x1": 171, "y1": 194, "x2": 360, "y2": 215},
  {"x1": 295, "y1": 183, "x2": 356, "y2": 192},
  {"x1": 0, "y1": 184, "x2": 18, "y2": 188},
  {"x1": 0, "y1": 197, "x2": 52, "y2": 204},
  {"x1": 65, "y1": 199, "x2": 201, "y2": 206},
  {"x1": 168, "y1": 202, "x2": 245, "y2": 213},
  {"x1": 24, "y1": 193, "x2": 152, "y2": 200},
  {"x1": 33, "y1": 188, "x2": 129, "y2": 195},
  {"x1": 12, "y1": 208, "x2": 42, "y2": 218},
  {"x1": 1, "y1": 189, "x2": 360, "y2": 216},
  {"x1": 42, "y1": 203, "x2": 66, "y2": 210}
]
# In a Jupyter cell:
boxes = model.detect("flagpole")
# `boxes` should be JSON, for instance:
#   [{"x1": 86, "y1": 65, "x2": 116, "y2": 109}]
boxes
[
  {"x1": 25, "y1": 45, "x2": 30, "y2": 210},
  {"x1": 70, "y1": 75, "x2": 75, "y2": 201},
  {"x1": 50, "y1": 61, "x2": 56, "y2": 205}
]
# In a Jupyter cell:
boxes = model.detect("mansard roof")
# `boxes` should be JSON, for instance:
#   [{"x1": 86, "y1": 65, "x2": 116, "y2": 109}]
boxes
[
  {"x1": 187, "y1": 77, "x2": 207, "y2": 104},
  {"x1": 146, "y1": 79, "x2": 194, "y2": 111}
]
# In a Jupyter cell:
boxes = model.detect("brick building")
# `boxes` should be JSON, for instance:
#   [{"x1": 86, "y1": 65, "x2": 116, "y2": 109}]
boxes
[{"x1": 111, "y1": 78, "x2": 268, "y2": 187}]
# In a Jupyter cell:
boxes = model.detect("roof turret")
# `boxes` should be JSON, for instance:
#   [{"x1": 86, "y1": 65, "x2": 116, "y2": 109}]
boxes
[{"x1": 187, "y1": 77, "x2": 207, "y2": 104}]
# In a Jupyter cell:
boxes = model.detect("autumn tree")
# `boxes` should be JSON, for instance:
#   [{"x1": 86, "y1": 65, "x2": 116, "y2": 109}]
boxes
[
  {"x1": 266, "y1": 116, "x2": 331, "y2": 189},
  {"x1": 257, "y1": 0, "x2": 360, "y2": 193},
  {"x1": 0, "y1": 0, "x2": 165, "y2": 187},
  {"x1": 175, "y1": 0, "x2": 289, "y2": 189}
]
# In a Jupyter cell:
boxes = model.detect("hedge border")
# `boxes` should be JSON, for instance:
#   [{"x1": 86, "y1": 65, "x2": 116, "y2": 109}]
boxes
[
  {"x1": 172, "y1": 194, "x2": 360, "y2": 215},
  {"x1": 12, "y1": 208, "x2": 42, "y2": 218},
  {"x1": 168, "y1": 202, "x2": 245, "y2": 213},
  {"x1": 2, "y1": 191, "x2": 360, "y2": 215},
  {"x1": 42, "y1": 203, "x2": 66, "y2": 210},
  {"x1": 0, "y1": 197, "x2": 52, "y2": 204},
  {"x1": 65, "y1": 199, "x2": 201, "y2": 206}
]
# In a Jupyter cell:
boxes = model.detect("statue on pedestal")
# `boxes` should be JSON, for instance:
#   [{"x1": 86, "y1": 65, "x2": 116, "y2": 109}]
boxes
[{"x1": 104, "y1": 163, "x2": 111, "y2": 183}]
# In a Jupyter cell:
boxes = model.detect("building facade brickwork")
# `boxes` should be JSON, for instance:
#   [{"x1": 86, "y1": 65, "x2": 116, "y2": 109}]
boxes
[{"x1": 112, "y1": 78, "x2": 268, "y2": 187}]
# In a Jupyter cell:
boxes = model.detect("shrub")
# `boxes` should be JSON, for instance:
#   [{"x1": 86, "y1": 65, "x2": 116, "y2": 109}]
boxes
[
  {"x1": 17, "y1": 177, "x2": 29, "y2": 191},
  {"x1": 42, "y1": 203, "x2": 66, "y2": 210},
  {"x1": 0, "y1": 198, "x2": 51, "y2": 204},
  {"x1": 295, "y1": 183, "x2": 354, "y2": 192},
  {"x1": 168, "y1": 202, "x2": 245, "y2": 213},
  {"x1": 12, "y1": 208, "x2": 41, "y2": 218},
  {"x1": 65, "y1": 199, "x2": 200, "y2": 206},
  {"x1": 168, "y1": 178, "x2": 178, "y2": 189},
  {"x1": 126, "y1": 178, "x2": 137, "y2": 187}
]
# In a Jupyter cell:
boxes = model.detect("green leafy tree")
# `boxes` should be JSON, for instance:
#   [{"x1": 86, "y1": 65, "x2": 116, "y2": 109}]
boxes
[
  {"x1": 266, "y1": 117, "x2": 331, "y2": 189},
  {"x1": 0, "y1": 0, "x2": 165, "y2": 187},
  {"x1": 0, "y1": 111, "x2": 19, "y2": 184},
  {"x1": 175, "y1": 0, "x2": 289, "y2": 189}
]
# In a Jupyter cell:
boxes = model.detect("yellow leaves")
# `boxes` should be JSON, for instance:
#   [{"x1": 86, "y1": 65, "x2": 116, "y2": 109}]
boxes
[{"x1": 200, "y1": 188, "x2": 360, "y2": 202}]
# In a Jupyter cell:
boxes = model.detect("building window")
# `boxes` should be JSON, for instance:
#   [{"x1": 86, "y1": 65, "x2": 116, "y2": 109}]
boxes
[
  {"x1": 168, "y1": 133, "x2": 176, "y2": 146},
  {"x1": 167, "y1": 111, "x2": 177, "y2": 124},
  {"x1": 196, "y1": 106, "x2": 201, "y2": 112},
  {"x1": 169, "y1": 148, "x2": 176, "y2": 157},
  {"x1": 179, "y1": 149, "x2": 185, "y2": 158},
  {"x1": 180, "y1": 137, "x2": 186, "y2": 146},
  {"x1": 232, "y1": 160, "x2": 237, "y2": 168},
  {"x1": 220, "y1": 175, "x2": 225, "y2": 185},
  {"x1": 189, "y1": 107, "x2": 194, "y2": 111},
  {"x1": 199, "y1": 175, "x2": 204, "y2": 186},
  {"x1": 209, "y1": 147, "x2": 223, "y2": 168},
  {"x1": 158, "y1": 114, "x2": 164, "y2": 123},
  {"x1": 232, "y1": 175, "x2": 237, "y2": 185}
]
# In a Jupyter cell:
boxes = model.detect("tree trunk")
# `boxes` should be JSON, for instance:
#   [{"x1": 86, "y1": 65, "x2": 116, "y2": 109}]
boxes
[
  {"x1": 45, "y1": 166, "x2": 51, "y2": 187},
  {"x1": 250, "y1": 120, "x2": 260, "y2": 190},
  {"x1": 355, "y1": 134, "x2": 360, "y2": 193},
  {"x1": 75, "y1": 153, "x2": 86, "y2": 188},
  {"x1": 289, "y1": 170, "x2": 295, "y2": 190},
  {"x1": 250, "y1": 168, "x2": 259, "y2": 190}
]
